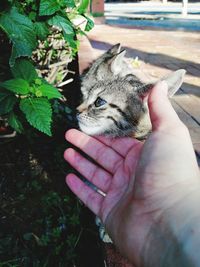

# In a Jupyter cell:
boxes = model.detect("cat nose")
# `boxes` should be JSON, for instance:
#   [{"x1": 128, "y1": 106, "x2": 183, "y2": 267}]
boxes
[{"x1": 77, "y1": 103, "x2": 87, "y2": 113}]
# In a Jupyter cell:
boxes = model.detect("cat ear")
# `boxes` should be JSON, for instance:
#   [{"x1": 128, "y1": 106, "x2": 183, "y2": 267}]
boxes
[
  {"x1": 159, "y1": 69, "x2": 186, "y2": 97},
  {"x1": 128, "y1": 69, "x2": 186, "y2": 99},
  {"x1": 136, "y1": 69, "x2": 186, "y2": 99},
  {"x1": 108, "y1": 43, "x2": 121, "y2": 55},
  {"x1": 109, "y1": 50, "x2": 126, "y2": 75}
]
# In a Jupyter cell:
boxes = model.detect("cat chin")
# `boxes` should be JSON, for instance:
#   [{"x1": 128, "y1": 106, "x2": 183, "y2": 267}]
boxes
[{"x1": 78, "y1": 123, "x2": 105, "y2": 136}]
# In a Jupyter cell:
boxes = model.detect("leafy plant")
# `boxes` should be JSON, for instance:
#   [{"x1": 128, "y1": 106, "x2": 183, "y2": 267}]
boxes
[
  {"x1": 0, "y1": 2, "x2": 99, "y2": 266},
  {"x1": 0, "y1": 0, "x2": 94, "y2": 136}
]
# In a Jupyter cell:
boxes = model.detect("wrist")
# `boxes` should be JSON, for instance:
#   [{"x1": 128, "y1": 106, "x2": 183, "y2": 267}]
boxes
[
  {"x1": 144, "y1": 187, "x2": 200, "y2": 267},
  {"x1": 166, "y1": 189, "x2": 200, "y2": 267}
]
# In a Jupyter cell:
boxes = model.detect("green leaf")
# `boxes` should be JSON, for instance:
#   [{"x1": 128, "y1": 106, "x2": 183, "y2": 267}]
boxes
[
  {"x1": 35, "y1": 79, "x2": 42, "y2": 86},
  {"x1": 63, "y1": 33, "x2": 77, "y2": 50},
  {"x1": 48, "y1": 15, "x2": 74, "y2": 35},
  {"x1": 0, "y1": 89, "x2": 17, "y2": 115},
  {"x1": 34, "y1": 22, "x2": 49, "y2": 40},
  {"x1": 78, "y1": 0, "x2": 90, "y2": 14},
  {"x1": 0, "y1": 7, "x2": 37, "y2": 66},
  {"x1": 29, "y1": 11, "x2": 37, "y2": 21},
  {"x1": 11, "y1": 58, "x2": 38, "y2": 83},
  {"x1": 39, "y1": 0, "x2": 60, "y2": 16},
  {"x1": 8, "y1": 112, "x2": 23, "y2": 133},
  {"x1": 35, "y1": 89, "x2": 43, "y2": 97},
  {"x1": 60, "y1": 21, "x2": 74, "y2": 35},
  {"x1": 48, "y1": 15, "x2": 76, "y2": 49},
  {"x1": 85, "y1": 15, "x2": 94, "y2": 31},
  {"x1": 0, "y1": 79, "x2": 30, "y2": 95},
  {"x1": 38, "y1": 84, "x2": 62, "y2": 99},
  {"x1": 62, "y1": 0, "x2": 75, "y2": 8},
  {"x1": 20, "y1": 98, "x2": 52, "y2": 136}
]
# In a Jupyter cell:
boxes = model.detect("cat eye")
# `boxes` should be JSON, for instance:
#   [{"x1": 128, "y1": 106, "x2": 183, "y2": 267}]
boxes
[{"x1": 94, "y1": 97, "x2": 107, "y2": 107}]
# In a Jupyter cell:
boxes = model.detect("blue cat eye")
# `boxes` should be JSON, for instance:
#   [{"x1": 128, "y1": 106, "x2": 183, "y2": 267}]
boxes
[{"x1": 94, "y1": 97, "x2": 107, "y2": 107}]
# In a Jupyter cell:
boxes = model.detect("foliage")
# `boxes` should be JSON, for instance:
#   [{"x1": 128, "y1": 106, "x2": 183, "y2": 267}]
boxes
[
  {"x1": 0, "y1": 2, "x2": 99, "y2": 266},
  {"x1": 0, "y1": 137, "x2": 84, "y2": 266},
  {"x1": 0, "y1": 0, "x2": 94, "y2": 136}
]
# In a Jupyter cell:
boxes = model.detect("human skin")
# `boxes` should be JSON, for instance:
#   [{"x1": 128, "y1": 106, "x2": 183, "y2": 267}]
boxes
[{"x1": 64, "y1": 82, "x2": 200, "y2": 267}]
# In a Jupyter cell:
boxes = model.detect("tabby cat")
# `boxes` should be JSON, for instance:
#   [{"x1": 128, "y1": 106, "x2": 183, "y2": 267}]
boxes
[
  {"x1": 77, "y1": 43, "x2": 185, "y2": 139},
  {"x1": 77, "y1": 44, "x2": 185, "y2": 242}
]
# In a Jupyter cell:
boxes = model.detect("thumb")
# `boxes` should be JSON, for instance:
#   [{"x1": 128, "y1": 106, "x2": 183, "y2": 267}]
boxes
[{"x1": 148, "y1": 81, "x2": 182, "y2": 131}]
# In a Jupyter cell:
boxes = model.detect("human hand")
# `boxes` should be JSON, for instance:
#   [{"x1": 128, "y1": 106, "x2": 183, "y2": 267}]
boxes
[{"x1": 64, "y1": 82, "x2": 200, "y2": 267}]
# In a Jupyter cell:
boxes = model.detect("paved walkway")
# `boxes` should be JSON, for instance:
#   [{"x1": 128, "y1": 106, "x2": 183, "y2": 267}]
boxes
[
  {"x1": 79, "y1": 23, "x2": 200, "y2": 163},
  {"x1": 105, "y1": 2, "x2": 200, "y2": 31}
]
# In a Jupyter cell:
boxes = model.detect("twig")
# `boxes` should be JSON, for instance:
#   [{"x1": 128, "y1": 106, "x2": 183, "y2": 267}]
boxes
[
  {"x1": 49, "y1": 61, "x2": 68, "y2": 68},
  {"x1": 0, "y1": 131, "x2": 16, "y2": 138},
  {"x1": 57, "y1": 78, "x2": 74, "y2": 87}
]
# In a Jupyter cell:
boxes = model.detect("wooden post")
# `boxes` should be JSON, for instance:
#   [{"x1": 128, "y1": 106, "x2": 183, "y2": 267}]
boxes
[
  {"x1": 90, "y1": 0, "x2": 105, "y2": 24},
  {"x1": 182, "y1": 0, "x2": 188, "y2": 16}
]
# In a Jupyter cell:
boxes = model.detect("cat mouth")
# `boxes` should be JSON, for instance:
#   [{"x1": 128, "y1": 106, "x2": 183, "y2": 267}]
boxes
[
  {"x1": 78, "y1": 119, "x2": 101, "y2": 129},
  {"x1": 76, "y1": 116, "x2": 107, "y2": 136},
  {"x1": 78, "y1": 122, "x2": 104, "y2": 136},
  {"x1": 76, "y1": 114, "x2": 99, "y2": 126}
]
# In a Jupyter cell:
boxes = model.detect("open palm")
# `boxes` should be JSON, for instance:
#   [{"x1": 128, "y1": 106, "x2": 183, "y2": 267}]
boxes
[{"x1": 64, "y1": 129, "x2": 143, "y2": 223}]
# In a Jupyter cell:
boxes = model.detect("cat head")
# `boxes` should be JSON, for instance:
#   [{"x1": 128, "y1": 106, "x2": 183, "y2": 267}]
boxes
[
  {"x1": 81, "y1": 43, "x2": 133, "y2": 99},
  {"x1": 77, "y1": 69, "x2": 186, "y2": 137}
]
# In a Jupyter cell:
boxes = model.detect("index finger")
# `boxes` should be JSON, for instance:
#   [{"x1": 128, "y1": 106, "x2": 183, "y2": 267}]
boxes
[
  {"x1": 95, "y1": 135, "x2": 142, "y2": 157},
  {"x1": 65, "y1": 129, "x2": 123, "y2": 174},
  {"x1": 148, "y1": 81, "x2": 183, "y2": 131}
]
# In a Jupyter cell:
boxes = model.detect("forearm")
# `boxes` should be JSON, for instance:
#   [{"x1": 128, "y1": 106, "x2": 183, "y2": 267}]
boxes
[
  {"x1": 105, "y1": 185, "x2": 200, "y2": 267},
  {"x1": 143, "y1": 189, "x2": 200, "y2": 267}
]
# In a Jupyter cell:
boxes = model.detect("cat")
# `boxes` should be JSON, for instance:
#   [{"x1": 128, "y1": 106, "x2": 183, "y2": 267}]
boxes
[
  {"x1": 77, "y1": 43, "x2": 186, "y2": 139},
  {"x1": 77, "y1": 44, "x2": 186, "y2": 243}
]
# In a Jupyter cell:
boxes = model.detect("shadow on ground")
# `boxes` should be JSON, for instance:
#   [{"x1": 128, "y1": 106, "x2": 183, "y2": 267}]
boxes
[{"x1": 89, "y1": 38, "x2": 200, "y2": 98}]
